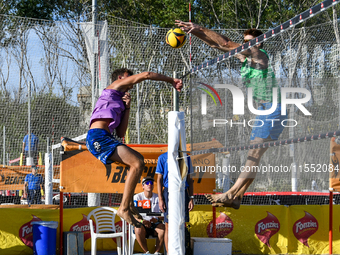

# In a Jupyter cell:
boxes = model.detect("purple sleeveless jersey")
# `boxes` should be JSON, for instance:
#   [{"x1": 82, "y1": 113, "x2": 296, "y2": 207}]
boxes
[{"x1": 89, "y1": 89, "x2": 126, "y2": 133}]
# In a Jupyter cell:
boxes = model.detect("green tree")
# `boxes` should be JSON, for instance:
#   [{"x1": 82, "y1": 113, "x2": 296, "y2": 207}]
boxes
[
  {"x1": 0, "y1": 0, "x2": 16, "y2": 15},
  {"x1": 0, "y1": 92, "x2": 83, "y2": 161},
  {"x1": 4, "y1": 0, "x2": 339, "y2": 29},
  {"x1": 192, "y1": 0, "x2": 336, "y2": 30},
  {"x1": 11, "y1": 0, "x2": 57, "y2": 20}
]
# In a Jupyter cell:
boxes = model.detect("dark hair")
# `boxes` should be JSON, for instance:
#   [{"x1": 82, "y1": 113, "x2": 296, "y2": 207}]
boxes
[
  {"x1": 111, "y1": 68, "x2": 133, "y2": 82},
  {"x1": 244, "y1": 28, "x2": 264, "y2": 48},
  {"x1": 244, "y1": 28, "x2": 263, "y2": 38}
]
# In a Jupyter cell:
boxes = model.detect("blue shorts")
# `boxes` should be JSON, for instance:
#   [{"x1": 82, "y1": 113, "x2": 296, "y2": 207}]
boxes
[
  {"x1": 86, "y1": 129, "x2": 124, "y2": 164},
  {"x1": 163, "y1": 187, "x2": 189, "y2": 223},
  {"x1": 250, "y1": 103, "x2": 285, "y2": 140}
]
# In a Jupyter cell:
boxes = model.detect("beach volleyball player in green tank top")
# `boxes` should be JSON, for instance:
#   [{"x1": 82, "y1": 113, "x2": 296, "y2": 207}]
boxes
[{"x1": 175, "y1": 21, "x2": 285, "y2": 209}]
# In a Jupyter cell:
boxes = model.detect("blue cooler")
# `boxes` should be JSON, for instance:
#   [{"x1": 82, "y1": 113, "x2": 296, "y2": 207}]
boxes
[{"x1": 32, "y1": 221, "x2": 58, "y2": 255}]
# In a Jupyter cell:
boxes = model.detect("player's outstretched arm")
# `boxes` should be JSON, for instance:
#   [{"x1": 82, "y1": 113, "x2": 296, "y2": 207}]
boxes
[
  {"x1": 108, "y1": 72, "x2": 182, "y2": 92},
  {"x1": 175, "y1": 20, "x2": 240, "y2": 52},
  {"x1": 175, "y1": 20, "x2": 249, "y2": 62}
]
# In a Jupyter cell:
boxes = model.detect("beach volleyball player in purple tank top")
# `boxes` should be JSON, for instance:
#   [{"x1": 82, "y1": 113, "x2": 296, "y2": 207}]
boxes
[{"x1": 86, "y1": 68, "x2": 182, "y2": 227}]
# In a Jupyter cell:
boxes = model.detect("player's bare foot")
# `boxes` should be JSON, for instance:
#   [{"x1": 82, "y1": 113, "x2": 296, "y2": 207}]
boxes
[
  {"x1": 205, "y1": 193, "x2": 233, "y2": 207},
  {"x1": 130, "y1": 202, "x2": 143, "y2": 220},
  {"x1": 211, "y1": 196, "x2": 241, "y2": 209},
  {"x1": 117, "y1": 207, "x2": 142, "y2": 228},
  {"x1": 205, "y1": 192, "x2": 241, "y2": 209}
]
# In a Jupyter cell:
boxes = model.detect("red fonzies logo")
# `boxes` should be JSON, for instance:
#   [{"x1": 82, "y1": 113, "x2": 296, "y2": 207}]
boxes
[
  {"x1": 19, "y1": 215, "x2": 42, "y2": 248},
  {"x1": 255, "y1": 212, "x2": 280, "y2": 247},
  {"x1": 293, "y1": 211, "x2": 318, "y2": 247},
  {"x1": 206, "y1": 212, "x2": 233, "y2": 238},
  {"x1": 70, "y1": 214, "x2": 93, "y2": 242}
]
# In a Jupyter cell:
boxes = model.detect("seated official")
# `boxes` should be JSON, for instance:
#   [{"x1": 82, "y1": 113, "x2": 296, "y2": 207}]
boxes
[{"x1": 133, "y1": 177, "x2": 164, "y2": 255}]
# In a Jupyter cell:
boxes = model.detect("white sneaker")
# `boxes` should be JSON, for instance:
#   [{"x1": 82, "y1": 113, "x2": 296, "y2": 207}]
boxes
[
  {"x1": 145, "y1": 252, "x2": 150, "y2": 254},
  {"x1": 154, "y1": 252, "x2": 162, "y2": 255}
]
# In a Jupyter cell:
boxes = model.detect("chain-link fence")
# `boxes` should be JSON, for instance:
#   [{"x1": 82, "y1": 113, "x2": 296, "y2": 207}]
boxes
[{"x1": 1, "y1": 10, "x2": 340, "y2": 207}]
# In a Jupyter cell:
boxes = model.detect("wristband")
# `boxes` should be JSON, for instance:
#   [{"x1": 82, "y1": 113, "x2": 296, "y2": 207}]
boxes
[
  {"x1": 141, "y1": 219, "x2": 144, "y2": 223},
  {"x1": 189, "y1": 196, "x2": 194, "y2": 199}
]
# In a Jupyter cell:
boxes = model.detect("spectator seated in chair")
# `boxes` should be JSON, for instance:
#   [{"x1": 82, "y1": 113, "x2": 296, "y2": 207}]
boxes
[{"x1": 133, "y1": 177, "x2": 164, "y2": 254}]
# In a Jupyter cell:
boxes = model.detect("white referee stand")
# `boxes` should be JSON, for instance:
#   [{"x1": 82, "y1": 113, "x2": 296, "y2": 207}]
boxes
[{"x1": 168, "y1": 111, "x2": 189, "y2": 255}]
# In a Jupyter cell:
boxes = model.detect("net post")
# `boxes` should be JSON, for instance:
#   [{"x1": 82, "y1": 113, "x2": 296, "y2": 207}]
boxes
[
  {"x1": 212, "y1": 206, "x2": 216, "y2": 238},
  {"x1": 2, "y1": 126, "x2": 5, "y2": 167},
  {"x1": 59, "y1": 191, "x2": 64, "y2": 255},
  {"x1": 28, "y1": 81, "x2": 31, "y2": 162},
  {"x1": 291, "y1": 163, "x2": 297, "y2": 192},
  {"x1": 168, "y1": 111, "x2": 186, "y2": 255},
  {"x1": 91, "y1": 0, "x2": 98, "y2": 109},
  {"x1": 45, "y1": 137, "x2": 53, "y2": 205}
]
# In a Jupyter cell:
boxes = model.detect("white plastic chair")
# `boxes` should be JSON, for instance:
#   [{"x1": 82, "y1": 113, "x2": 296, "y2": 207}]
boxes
[
  {"x1": 128, "y1": 224, "x2": 136, "y2": 255},
  {"x1": 87, "y1": 207, "x2": 127, "y2": 255},
  {"x1": 128, "y1": 224, "x2": 157, "y2": 255}
]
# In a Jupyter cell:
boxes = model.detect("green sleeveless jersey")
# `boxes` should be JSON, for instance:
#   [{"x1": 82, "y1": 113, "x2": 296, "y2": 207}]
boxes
[{"x1": 240, "y1": 49, "x2": 280, "y2": 102}]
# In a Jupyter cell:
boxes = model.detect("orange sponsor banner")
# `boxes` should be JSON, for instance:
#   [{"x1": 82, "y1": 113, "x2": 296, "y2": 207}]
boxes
[
  {"x1": 60, "y1": 139, "x2": 217, "y2": 194},
  {"x1": 191, "y1": 153, "x2": 216, "y2": 193},
  {"x1": 0, "y1": 166, "x2": 59, "y2": 190},
  {"x1": 60, "y1": 148, "x2": 160, "y2": 193},
  {"x1": 329, "y1": 137, "x2": 340, "y2": 191},
  {"x1": 0, "y1": 167, "x2": 28, "y2": 190},
  {"x1": 189, "y1": 139, "x2": 224, "y2": 193},
  {"x1": 1, "y1": 139, "x2": 220, "y2": 193},
  {"x1": 188, "y1": 139, "x2": 224, "y2": 152}
]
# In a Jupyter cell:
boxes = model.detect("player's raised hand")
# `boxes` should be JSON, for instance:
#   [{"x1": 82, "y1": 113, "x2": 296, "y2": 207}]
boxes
[
  {"x1": 175, "y1": 20, "x2": 199, "y2": 34},
  {"x1": 172, "y1": 78, "x2": 183, "y2": 92},
  {"x1": 122, "y1": 92, "x2": 131, "y2": 109}
]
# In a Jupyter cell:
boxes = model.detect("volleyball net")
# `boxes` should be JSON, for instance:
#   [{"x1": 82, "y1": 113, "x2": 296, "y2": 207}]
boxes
[
  {"x1": 187, "y1": 0, "x2": 340, "y2": 194},
  {"x1": 1, "y1": 0, "x2": 340, "y2": 207}
]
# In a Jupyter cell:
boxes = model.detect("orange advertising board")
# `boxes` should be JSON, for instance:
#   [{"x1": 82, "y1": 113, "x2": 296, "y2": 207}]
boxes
[
  {"x1": 0, "y1": 166, "x2": 59, "y2": 190},
  {"x1": 0, "y1": 144, "x2": 218, "y2": 193},
  {"x1": 60, "y1": 139, "x2": 219, "y2": 194},
  {"x1": 0, "y1": 167, "x2": 29, "y2": 190}
]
